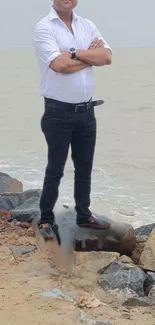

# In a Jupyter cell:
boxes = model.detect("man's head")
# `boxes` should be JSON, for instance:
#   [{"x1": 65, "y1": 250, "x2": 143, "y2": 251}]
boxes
[{"x1": 53, "y1": 0, "x2": 78, "y2": 12}]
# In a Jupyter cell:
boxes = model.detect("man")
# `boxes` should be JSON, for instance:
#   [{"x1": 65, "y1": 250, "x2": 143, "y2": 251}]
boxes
[{"x1": 33, "y1": 0, "x2": 112, "y2": 245}]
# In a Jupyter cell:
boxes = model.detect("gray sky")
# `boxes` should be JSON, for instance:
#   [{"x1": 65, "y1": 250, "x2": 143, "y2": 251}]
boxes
[{"x1": 0, "y1": 0, "x2": 155, "y2": 48}]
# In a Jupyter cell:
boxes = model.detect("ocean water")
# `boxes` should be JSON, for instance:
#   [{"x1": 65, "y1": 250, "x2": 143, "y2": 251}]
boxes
[{"x1": 0, "y1": 48, "x2": 155, "y2": 228}]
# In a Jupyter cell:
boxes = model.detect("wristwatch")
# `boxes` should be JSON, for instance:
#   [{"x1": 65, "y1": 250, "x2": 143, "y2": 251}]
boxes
[{"x1": 69, "y1": 48, "x2": 76, "y2": 59}]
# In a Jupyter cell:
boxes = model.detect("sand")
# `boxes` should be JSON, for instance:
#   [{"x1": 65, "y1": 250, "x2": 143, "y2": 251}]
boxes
[{"x1": 1, "y1": 222, "x2": 155, "y2": 325}]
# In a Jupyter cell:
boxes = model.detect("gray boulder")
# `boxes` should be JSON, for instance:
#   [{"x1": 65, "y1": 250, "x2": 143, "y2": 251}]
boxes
[
  {"x1": 144, "y1": 272, "x2": 155, "y2": 295},
  {"x1": 123, "y1": 296, "x2": 155, "y2": 307},
  {"x1": 10, "y1": 196, "x2": 40, "y2": 222},
  {"x1": 135, "y1": 223, "x2": 155, "y2": 237},
  {"x1": 0, "y1": 189, "x2": 41, "y2": 211},
  {"x1": 98, "y1": 261, "x2": 146, "y2": 300},
  {"x1": 0, "y1": 172, "x2": 23, "y2": 193}
]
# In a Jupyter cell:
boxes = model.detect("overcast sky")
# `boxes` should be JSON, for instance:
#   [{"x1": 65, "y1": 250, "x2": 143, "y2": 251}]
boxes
[{"x1": 0, "y1": 0, "x2": 155, "y2": 48}]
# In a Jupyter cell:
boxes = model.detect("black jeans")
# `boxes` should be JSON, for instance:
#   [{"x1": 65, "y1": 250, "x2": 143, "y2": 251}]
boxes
[{"x1": 40, "y1": 98, "x2": 96, "y2": 225}]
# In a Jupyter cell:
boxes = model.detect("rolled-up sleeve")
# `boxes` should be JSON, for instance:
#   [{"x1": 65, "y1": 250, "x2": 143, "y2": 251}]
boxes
[
  {"x1": 33, "y1": 22, "x2": 61, "y2": 71},
  {"x1": 88, "y1": 20, "x2": 112, "y2": 53}
]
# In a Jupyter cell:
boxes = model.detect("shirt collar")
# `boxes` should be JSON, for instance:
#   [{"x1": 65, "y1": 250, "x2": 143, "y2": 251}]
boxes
[{"x1": 49, "y1": 6, "x2": 78, "y2": 22}]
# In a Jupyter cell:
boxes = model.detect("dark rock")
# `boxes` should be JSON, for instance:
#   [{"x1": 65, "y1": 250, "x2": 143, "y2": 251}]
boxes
[
  {"x1": 10, "y1": 245, "x2": 37, "y2": 258},
  {"x1": 53, "y1": 205, "x2": 136, "y2": 255},
  {"x1": 0, "y1": 189, "x2": 41, "y2": 211},
  {"x1": 10, "y1": 196, "x2": 40, "y2": 222},
  {"x1": 0, "y1": 172, "x2": 23, "y2": 193},
  {"x1": 144, "y1": 272, "x2": 155, "y2": 295},
  {"x1": 79, "y1": 309, "x2": 109, "y2": 325},
  {"x1": 135, "y1": 223, "x2": 155, "y2": 237},
  {"x1": 123, "y1": 296, "x2": 155, "y2": 307},
  {"x1": 98, "y1": 261, "x2": 146, "y2": 299}
]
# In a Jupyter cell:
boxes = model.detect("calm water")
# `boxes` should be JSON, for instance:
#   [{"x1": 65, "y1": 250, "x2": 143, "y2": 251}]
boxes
[{"x1": 0, "y1": 48, "x2": 155, "y2": 228}]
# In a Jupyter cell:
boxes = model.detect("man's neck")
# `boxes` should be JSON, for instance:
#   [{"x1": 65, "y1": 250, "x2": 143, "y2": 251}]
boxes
[{"x1": 53, "y1": 6, "x2": 72, "y2": 23}]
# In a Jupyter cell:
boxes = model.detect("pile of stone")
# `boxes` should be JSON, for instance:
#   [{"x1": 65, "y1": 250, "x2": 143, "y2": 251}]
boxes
[
  {"x1": 98, "y1": 225, "x2": 155, "y2": 306},
  {"x1": 1, "y1": 172, "x2": 155, "y2": 307}
]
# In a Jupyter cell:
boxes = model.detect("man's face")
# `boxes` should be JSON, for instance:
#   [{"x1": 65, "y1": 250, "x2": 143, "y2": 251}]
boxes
[{"x1": 53, "y1": 0, "x2": 78, "y2": 11}]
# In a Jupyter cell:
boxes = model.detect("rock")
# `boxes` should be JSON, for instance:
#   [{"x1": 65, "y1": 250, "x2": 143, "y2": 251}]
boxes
[
  {"x1": 119, "y1": 255, "x2": 133, "y2": 264},
  {"x1": 10, "y1": 196, "x2": 40, "y2": 222},
  {"x1": 94, "y1": 252, "x2": 120, "y2": 274},
  {"x1": 140, "y1": 229, "x2": 155, "y2": 271},
  {"x1": 76, "y1": 292, "x2": 105, "y2": 308},
  {"x1": 0, "y1": 172, "x2": 23, "y2": 193},
  {"x1": 98, "y1": 262, "x2": 146, "y2": 300},
  {"x1": 123, "y1": 296, "x2": 155, "y2": 307},
  {"x1": 136, "y1": 235, "x2": 149, "y2": 243},
  {"x1": 149, "y1": 285, "x2": 155, "y2": 299},
  {"x1": 144, "y1": 272, "x2": 155, "y2": 295},
  {"x1": 0, "y1": 189, "x2": 41, "y2": 211},
  {"x1": 76, "y1": 252, "x2": 120, "y2": 272},
  {"x1": 79, "y1": 309, "x2": 109, "y2": 325},
  {"x1": 130, "y1": 238, "x2": 146, "y2": 265},
  {"x1": 53, "y1": 205, "x2": 136, "y2": 255},
  {"x1": 10, "y1": 245, "x2": 37, "y2": 258},
  {"x1": 135, "y1": 223, "x2": 155, "y2": 237}
]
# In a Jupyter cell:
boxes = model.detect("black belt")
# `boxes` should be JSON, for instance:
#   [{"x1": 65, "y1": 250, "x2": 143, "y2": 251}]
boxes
[{"x1": 44, "y1": 98, "x2": 104, "y2": 113}]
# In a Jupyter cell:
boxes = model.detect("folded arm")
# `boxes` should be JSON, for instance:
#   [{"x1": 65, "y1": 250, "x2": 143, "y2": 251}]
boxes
[
  {"x1": 49, "y1": 55, "x2": 89, "y2": 73},
  {"x1": 76, "y1": 20, "x2": 112, "y2": 67},
  {"x1": 76, "y1": 48, "x2": 112, "y2": 67},
  {"x1": 33, "y1": 22, "x2": 90, "y2": 74}
]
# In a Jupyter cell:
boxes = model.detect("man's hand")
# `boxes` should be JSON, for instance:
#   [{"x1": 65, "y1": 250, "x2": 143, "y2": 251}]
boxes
[
  {"x1": 50, "y1": 51, "x2": 91, "y2": 73},
  {"x1": 88, "y1": 38, "x2": 104, "y2": 50}
]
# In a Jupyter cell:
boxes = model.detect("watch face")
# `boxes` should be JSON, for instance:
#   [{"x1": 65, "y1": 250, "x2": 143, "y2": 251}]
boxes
[{"x1": 70, "y1": 48, "x2": 75, "y2": 53}]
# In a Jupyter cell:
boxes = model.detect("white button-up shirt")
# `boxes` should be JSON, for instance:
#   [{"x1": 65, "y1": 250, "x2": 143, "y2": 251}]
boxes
[{"x1": 33, "y1": 7, "x2": 111, "y2": 104}]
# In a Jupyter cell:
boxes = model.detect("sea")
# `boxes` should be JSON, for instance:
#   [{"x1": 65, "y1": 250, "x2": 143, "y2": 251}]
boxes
[{"x1": 0, "y1": 48, "x2": 155, "y2": 228}]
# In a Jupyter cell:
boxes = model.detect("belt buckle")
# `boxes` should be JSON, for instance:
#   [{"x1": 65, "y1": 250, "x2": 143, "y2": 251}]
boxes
[
  {"x1": 75, "y1": 103, "x2": 84, "y2": 113},
  {"x1": 86, "y1": 102, "x2": 90, "y2": 110},
  {"x1": 75, "y1": 102, "x2": 90, "y2": 113}
]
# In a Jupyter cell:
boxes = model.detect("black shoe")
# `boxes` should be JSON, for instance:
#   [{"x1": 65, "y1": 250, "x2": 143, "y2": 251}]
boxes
[
  {"x1": 39, "y1": 223, "x2": 61, "y2": 245},
  {"x1": 77, "y1": 215, "x2": 111, "y2": 230}
]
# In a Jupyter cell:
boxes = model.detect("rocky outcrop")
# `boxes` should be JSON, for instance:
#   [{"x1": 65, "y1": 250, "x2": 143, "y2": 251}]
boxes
[
  {"x1": 0, "y1": 172, "x2": 23, "y2": 193},
  {"x1": 98, "y1": 262, "x2": 146, "y2": 300},
  {"x1": 140, "y1": 229, "x2": 155, "y2": 272}
]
